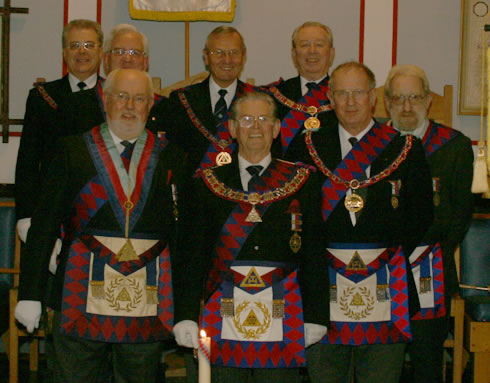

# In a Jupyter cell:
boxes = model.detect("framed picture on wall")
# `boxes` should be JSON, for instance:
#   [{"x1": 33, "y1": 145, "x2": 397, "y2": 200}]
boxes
[{"x1": 459, "y1": 0, "x2": 490, "y2": 115}]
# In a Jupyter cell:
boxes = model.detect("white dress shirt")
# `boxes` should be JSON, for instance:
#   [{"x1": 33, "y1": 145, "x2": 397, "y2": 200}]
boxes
[
  {"x1": 209, "y1": 76, "x2": 237, "y2": 112},
  {"x1": 68, "y1": 73, "x2": 98, "y2": 92},
  {"x1": 237, "y1": 153, "x2": 272, "y2": 191},
  {"x1": 338, "y1": 120, "x2": 374, "y2": 225},
  {"x1": 300, "y1": 75, "x2": 328, "y2": 96}
]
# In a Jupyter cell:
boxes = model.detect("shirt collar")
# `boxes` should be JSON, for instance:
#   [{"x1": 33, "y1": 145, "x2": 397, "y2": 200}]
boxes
[
  {"x1": 108, "y1": 127, "x2": 138, "y2": 154},
  {"x1": 238, "y1": 153, "x2": 272, "y2": 175},
  {"x1": 68, "y1": 73, "x2": 98, "y2": 92},
  {"x1": 396, "y1": 118, "x2": 430, "y2": 139},
  {"x1": 338, "y1": 119, "x2": 375, "y2": 159},
  {"x1": 209, "y1": 76, "x2": 237, "y2": 109},
  {"x1": 300, "y1": 75, "x2": 328, "y2": 96}
]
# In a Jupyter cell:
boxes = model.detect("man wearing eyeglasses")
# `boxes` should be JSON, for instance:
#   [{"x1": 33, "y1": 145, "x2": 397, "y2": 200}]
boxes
[
  {"x1": 173, "y1": 91, "x2": 328, "y2": 383},
  {"x1": 103, "y1": 24, "x2": 149, "y2": 75},
  {"x1": 15, "y1": 69, "x2": 192, "y2": 383},
  {"x1": 15, "y1": 19, "x2": 104, "y2": 246},
  {"x1": 263, "y1": 21, "x2": 336, "y2": 159},
  {"x1": 153, "y1": 26, "x2": 256, "y2": 170},
  {"x1": 384, "y1": 65, "x2": 473, "y2": 383},
  {"x1": 302, "y1": 61, "x2": 433, "y2": 383}
]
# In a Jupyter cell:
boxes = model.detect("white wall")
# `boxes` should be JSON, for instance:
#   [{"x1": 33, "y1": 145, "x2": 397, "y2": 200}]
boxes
[{"x1": 0, "y1": 0, "x2": 479, "y2": 183}]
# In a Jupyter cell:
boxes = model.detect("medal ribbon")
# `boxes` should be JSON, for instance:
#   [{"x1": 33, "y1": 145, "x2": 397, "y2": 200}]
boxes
[
  {"x1": 85, "y1": 125, "x2": 164, "y2": 234},
  {"x1": 422, "y1": 121, "x2": 458, "y2": 157},
  {"x1": 203, "y1": 161, "x2": 309, "y2": 298},
  {"x1": 305, "y1": 124, "x2": 412, "y2": 221},
  {"x1": 267, "y1": 77, "x2": 331, "y2": 154}
]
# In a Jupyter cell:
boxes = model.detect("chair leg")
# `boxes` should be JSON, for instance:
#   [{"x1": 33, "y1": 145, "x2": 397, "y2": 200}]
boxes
[
  {"x1": 473, "y1": 352, "x2": 490, "y2": 383},
  {"x1": 29, "y1": 338, "x2": 39, "y2": 371},
  {"x1": 9, "y1": 289, "x2": 18, "y2": 383}
]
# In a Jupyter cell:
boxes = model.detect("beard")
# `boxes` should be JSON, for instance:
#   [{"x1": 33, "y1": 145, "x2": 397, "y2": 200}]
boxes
[{"x1": 391, "y1": 111, "x2": 425, "y2": 132}]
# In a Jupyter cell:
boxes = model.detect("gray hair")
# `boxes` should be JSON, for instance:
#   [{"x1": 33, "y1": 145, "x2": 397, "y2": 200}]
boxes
[
  {"x1": 103, "y1": 69, "x2": 153, "y2": 98},
  {"x1": 330, "y1": 61, "x2": 376, "y2": 90},
  {"x1": 62, "y1": 19, "x2": 103, "y2": 48},
  {"x1": 204, "y1": 26, "x2": 246, "y2": 53},
  {"x1": 292, "y1": 21, "x2": 334, "y2": 48},
  {"x1": 385, "y1": 64, "x2": 430, "y2": 96},
  {"x1": 231, "y1": 91, "x2": 277, "y2": 120},
  {"x1": 104, "y1": 24, "x2": 149, "y2": 55}
]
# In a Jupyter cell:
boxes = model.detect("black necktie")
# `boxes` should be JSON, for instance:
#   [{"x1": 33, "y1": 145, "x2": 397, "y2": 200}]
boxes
[
  {"x1": 305, "y1": 82, "x2": 320, "y2": 95},
  {"x1": 77, "y1": 81, "x2": 87, "y2": 91},
  {"x1": 120, "y1": 140, "x2": 135, "y2": 172},
  {"x1": 246, "y1": 165, "x2": 263, "y2": 191},
  {"x1": 214, "y1": 89, "x2": 228, "y2": 127},
  {"x1": 349, "y1": 137, "x2": 367, "y2": 218}
]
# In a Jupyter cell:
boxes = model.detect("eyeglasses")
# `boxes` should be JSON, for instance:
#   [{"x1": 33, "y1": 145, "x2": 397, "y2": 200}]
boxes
[
  {"x1": 208, "y1": 49, "x2": 242, "y2": 59},
  {"x1": 110, "y1": 48, "x2": 146, "y2": 57},
  {"x1": 110, "y1": 92, "x2": 149, "y2": 106},
  {"x1": 332, "y1": 89, "x2": 370, "y2": 101},
  {"x1": 68, "y1": 41, "x2": 100, "y2": 51},
  {"x1": 389, "y1": 94, "x2": 427, "y2": 105},
  {"x1": 236, "y1": 115, "x2": 276, "y2": 128}
]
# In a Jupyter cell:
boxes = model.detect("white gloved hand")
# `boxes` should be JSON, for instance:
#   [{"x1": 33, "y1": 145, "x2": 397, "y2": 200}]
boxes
[
  {"x1": 173, "y1": 320, "x2": 199, "y2": 349},
  {"x1": 16, "y1": 218, "x2": 31, "y2": 243},
  {"x1": 304, "y1": 323, "x2": 327, "y2": 347},
  {"x1": 15, "y1": 300, "x2": 42, "y2": 333},
  {"x1": 48, "y1": 239, "x2": 62, "y2": 275}
]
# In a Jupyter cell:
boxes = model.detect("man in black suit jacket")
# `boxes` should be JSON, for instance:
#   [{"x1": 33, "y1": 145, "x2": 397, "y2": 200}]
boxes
[
  {"x1": 15, "y1": 19, "x2": 104, "y2": 243},
  {"x1": 303, "y1": 62, "x2": 433, "y2": 383},
  {"x1": 173, "y1": 91, "x2": 329, "y2": 383},
  {"x1": 15, "y1": 69, "x2": 192, "y2": 382},
  {"x1": 62, "y1": 23, "x2": 165, "y2": 146},
  {"x1": 265, "y1": 21, "x2": 336, "y2": 158},
  {"x1": 153, "y1": 26, "x2": 256, "y2": 170},
  {"x1": 384, "y1": 64, "x2": 473, "y2": 383}
]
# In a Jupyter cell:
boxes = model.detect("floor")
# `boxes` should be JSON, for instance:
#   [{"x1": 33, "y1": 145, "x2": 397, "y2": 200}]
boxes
[{"x1": 0, "y1": 351, "x2": 475, "y2": 383}]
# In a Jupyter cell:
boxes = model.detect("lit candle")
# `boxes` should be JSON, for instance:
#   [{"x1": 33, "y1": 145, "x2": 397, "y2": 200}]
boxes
[{"x1": 198, "y1": 329, "x2": 211, "y2": 383}]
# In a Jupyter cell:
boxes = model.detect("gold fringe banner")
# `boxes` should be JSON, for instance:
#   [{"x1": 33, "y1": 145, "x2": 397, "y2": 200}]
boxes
[{"x1": 129, "y1": 0, "x2": 236, "y2": 22}]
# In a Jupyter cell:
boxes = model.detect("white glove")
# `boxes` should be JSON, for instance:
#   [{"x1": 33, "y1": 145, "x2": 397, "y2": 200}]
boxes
[
  {"x1": 48, "y1": 239, "x2": 62, "y2": 275},
  {"x1": 15, "y1": 300, "x2": 42, "y2": 333},
  {"x1": 17, "y1": 218, "x2": 31, "y2": 243},
  {"x1": 304, "y1": 323, "x2": 327, "y2": 347},
  {"x1": 173, "y1": 320, "x2": 199, "y2": 349}
]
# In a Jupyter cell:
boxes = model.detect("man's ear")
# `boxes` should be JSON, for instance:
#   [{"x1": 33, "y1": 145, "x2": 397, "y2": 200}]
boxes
[
  {"x1": 229, "y1": 119, "x2": 237, "y2": 139},
  {"x1": 327, "y1": 89, "x2": 335, "y2": 108},
  {"x1": 272, "y1": 119, "x2": 281, "y2": 139}
]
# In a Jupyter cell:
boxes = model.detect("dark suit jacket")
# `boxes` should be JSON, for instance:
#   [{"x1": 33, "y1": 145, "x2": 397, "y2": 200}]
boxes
[
  {"x1": 61, "y1": 88, "x2": 165, "y2": 139},
  {"x1": 152, "y1": 76, "x2": 249, "y2": 171},
  {"x1": 15, "y1": 76, "x2": 73, "y2": 220},
  {"x1": 178, "y1": 158, "x2": 330, "y2": 327},
  {"x1": 302, "y1": 121, "x2": 434, "y2": 316},
  {"x1": 18, "y1": 130, "x2": 193, "y2": 312},
  {"x1": 15, "y1": 76, "x2": 110, "y2": 221},
  {"x1": 422, "y1": 123, "x2": 473, "y2": 295},
  {"x1": 269, "y1": 76, "x2": 336, "y2": 160}
]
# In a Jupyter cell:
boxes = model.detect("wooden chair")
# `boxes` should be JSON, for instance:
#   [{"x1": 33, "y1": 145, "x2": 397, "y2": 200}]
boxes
[
  {"x1": 152, "y1": 71, "x2": 209, "y2": 98},
  {"x1": 374, "y1": 84, "x2": 467, "y2": 383},
  {"x1": 459, "y1": 213, "x2": 490, "y2": 383},
  {"x1": 0, "y1": 199, "x2": 44, "y2": 383},
  {"x1": 374, "y1": 84, "x2": 453, "y2": 127}
]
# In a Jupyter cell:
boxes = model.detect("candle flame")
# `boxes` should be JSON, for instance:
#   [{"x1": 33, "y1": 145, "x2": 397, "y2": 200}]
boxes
[{"x1": 200, "y1": 329, "x2": 207, "y2": 338}]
